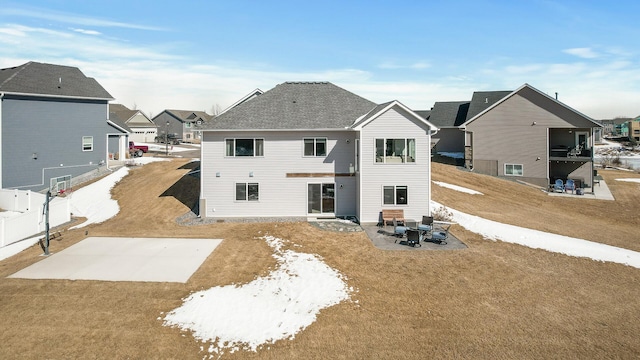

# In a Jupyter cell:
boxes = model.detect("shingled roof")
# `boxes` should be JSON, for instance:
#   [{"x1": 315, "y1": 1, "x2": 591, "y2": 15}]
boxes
[
  {"x1": 428, "y1": 101, "x2": 470, "y2": 128},
  {"x1": 201, "y1": 82, "x2": 377, "y2": 130},
  {"x1": 465, "y1": 90, "x2": 512, "y2": 121},
  {"x1": 160, "y1": 109, "x2": 212, "y2": 123},
  {"x1": 109, "y1": 103, "x2": 137, "y2": 122},
  {"x1": 0, "y1": 61, "x2": 113, "y2": 100}
]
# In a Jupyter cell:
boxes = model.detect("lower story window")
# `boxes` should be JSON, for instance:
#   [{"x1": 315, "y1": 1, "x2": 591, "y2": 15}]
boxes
[
  {"x1": 82, "y1": 136, "x2": 93, "y2": 151},
  {"x1": 505, "y1": 164, "x2": 523, "y2": 176},
  {"x1": 383, "y1": 185, "x2": 408, "y2": 205},
  {"x1": 236, "y1": 183, "x2": 259, "y2": 201}
]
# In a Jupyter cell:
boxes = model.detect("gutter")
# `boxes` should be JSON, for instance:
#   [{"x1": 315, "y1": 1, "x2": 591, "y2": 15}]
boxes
[
  {"x1": 1, "y1": 91, "x2": 113, "y2": 102},
  {"x1": 0, "y1": 92, "x2": 3, "y2": 189}
]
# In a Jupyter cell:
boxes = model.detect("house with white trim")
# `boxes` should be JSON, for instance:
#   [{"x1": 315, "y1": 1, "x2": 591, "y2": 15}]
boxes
[
  {"x1": 0, "y1": 61, "x2": 127, "y2": 192},
  {"x1": 198, "y1": 82, "x2": 438, "y2": 223},
  {"x1": 109, "y1": 103, "x2": 157, "y2": 143}
]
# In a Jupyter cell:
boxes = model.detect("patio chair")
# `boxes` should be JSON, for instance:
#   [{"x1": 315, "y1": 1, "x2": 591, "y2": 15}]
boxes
[
  {"x1": 429, "y1": 224, "x2": 451, "y2": 245},
  {"x1": 568, "y1": 145, "x2": 583, "y2": 157},
  {"x1": 553, "y1": 179, "x2": 565, "y2": 193},
  {"x1": 565, "y1": 179, "x2": 576, "y2": 194},
  {"x1": 392, "y1": 217, "x2": 407, "y2": 238},
  {"x1": 418, "y1": 216, "x2": 433, "y2": 233}
]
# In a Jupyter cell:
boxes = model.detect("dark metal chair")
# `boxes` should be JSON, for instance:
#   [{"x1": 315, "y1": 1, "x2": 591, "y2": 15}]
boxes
[{"x1": 405, "y1": 229, "x2": 422, "y2": 247}]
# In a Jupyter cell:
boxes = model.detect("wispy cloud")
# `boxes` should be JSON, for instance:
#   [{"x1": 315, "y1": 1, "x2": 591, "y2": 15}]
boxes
[
  {"x1": 0, "y1": 7, "x2": 165, "y2": 31},
  {"x1": 378, "y1": 61, "x2": 431, "y2": 70},
  {"x1": 563, "y1": 47, "x2": 599, "y2": 59},
  {"x1": 72, "y1": 28, "x2": 102, "y2": 36}
]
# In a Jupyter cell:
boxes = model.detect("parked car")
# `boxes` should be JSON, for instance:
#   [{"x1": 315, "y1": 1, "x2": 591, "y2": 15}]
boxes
[{"x1": 128, "y1": 141, "x2": 148, "y2": 157}]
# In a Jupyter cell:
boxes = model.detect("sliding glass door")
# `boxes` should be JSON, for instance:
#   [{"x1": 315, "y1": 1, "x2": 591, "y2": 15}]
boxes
[{"x1": 307, "y1": 183, "x2": 335, "y2": 214}]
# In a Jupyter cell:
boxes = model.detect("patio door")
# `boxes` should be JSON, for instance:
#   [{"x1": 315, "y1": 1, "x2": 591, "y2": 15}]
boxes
[
  {"x1": 308, "y1": 183, "x2": 335, "y2": 214},
  {"x1": 575, "y1": 131, "x2": 589, "y2": 149}
]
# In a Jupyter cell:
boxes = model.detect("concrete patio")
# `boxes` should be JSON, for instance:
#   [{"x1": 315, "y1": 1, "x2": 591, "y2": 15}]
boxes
[{"x1": 361, "y1": 223, "x2": 467, "y2": 251}]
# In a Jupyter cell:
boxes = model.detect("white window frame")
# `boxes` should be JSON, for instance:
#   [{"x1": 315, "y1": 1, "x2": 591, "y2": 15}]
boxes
[
  {"x1": 504, "y1": 164, "x2": 523, "y2": 176},
  {"x1": 375, "y1": 138, "x2": 416, "y2": 163},
  {"x1": 303, "y1": 137, "x2": 327, "y2": 157},
  {"x1": 382, "y1": 185, "x2": 408, "y2": 205},
  {"x1": 225, "y1": 138, "x2": 264, "y2": 157},
  {"x1": 82, "y1": 136, "x2": 93, "y2": 151},
  {"x1": 235, "y1": 182, "x2": 259, "y2": 201}
]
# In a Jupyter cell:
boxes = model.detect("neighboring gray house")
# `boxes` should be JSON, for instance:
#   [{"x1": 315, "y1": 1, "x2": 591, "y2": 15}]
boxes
[
  {"x1": 0, "y1": 61, "x2": 126, "y2": 192},
  {"x1": 198, "y1": 82, "x2": 438, "y2": 223},
  {"x1": 152, "y1": 109, "x2": 212, "y2": 143},
  {"x1": 460, "y1": 83, "x2": 602, "y2": 191},
  {"x1": 426, "y1": 101, "x2": 469, "y2": 154},
  {"x1": 219, "y1": 88, "x2": 263, "y2": 115},
  {"x1": 109, "y1": 103, "x2": 157, "y2": 143}
]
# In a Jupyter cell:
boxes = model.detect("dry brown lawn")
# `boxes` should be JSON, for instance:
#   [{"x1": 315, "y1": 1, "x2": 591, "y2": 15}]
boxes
[{"x1": 1, "y1": 159, "x2": 639, "y2": 359}]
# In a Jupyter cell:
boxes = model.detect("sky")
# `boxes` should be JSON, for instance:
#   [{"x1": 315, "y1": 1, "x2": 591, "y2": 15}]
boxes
[{"x1": 1, "y1": 1, "x2": 639, "y2": 119}]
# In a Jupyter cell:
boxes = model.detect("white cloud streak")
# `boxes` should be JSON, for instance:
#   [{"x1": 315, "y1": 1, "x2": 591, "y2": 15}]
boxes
[
  {"x1": 0, "y1": 7, "x2": 165, "y2": 31},
  {"x1": 1, "y1": 22, "x2": 639, "y2": 119},
  {"x1": 563, "y1": 47, "x2": 599, "y2": 59}
]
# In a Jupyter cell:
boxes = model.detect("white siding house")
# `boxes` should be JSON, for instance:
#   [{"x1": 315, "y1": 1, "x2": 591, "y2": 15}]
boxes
[{"x1": 198, "y1": 82, "x2": 438, "y2": 224}]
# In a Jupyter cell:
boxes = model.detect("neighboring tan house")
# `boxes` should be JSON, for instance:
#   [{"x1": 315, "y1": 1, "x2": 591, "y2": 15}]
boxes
[
  {"x1": 0, "y1": 61, "x2": 127, "y2": 192},
  {"x1": 197, "y1": 81, "x2": 438, "y2": 223},
  {"x1": 152, "y1": 109, "x2": 212, "y2": 143},
  {"x1": 628, "y1": 116, "x2": 640, "y2": 142},
  {"x1": 460, "y1": 83, "x2": 602, "y2": 191},
  {"x1": 109, "y1": 103, "x2": 157, "y2": 143}
]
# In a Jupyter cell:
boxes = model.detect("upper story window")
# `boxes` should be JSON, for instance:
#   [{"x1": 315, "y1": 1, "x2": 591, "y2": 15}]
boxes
[
  {"x1": 375, "y1": 138, "x2": 415, "y2": 163},
  {"x1": 185, "y1": 122, "x2": 192, "y2": 128},
  {"x1": 82, "y1": 136, "x2": 93, "y2": 151},
  {"x1": 303, "y1": 138, "x2": 327, "y2": 157},
  {"x1": 225, "y1": 138, "x2": 264, "y2": 157}
]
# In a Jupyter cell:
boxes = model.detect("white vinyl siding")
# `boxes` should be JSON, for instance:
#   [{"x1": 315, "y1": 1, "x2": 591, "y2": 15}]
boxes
[
  {"x1": 201, "y1": 131, "x2": 357, "y2": 218},
  {"x1": 358, "y1": 107, "x2": 431, "y2": 223}
]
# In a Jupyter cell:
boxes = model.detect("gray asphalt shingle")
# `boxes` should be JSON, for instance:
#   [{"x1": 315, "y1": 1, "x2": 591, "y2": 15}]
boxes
[
  {"x1": 201, "y1": 82, "x2": 377, "y2": 130},
  {"x1": 0, "y1": 61, "x2": 113, "y2": 99}
]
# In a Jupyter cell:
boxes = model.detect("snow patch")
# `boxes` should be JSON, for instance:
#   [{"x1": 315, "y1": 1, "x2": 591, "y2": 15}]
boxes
[
  {"x1": 433, "y1": 181, "x2": 483, "y2": 195},
  {"x1": 163, "y1": 235, "x2": 352, "y2": 356}
]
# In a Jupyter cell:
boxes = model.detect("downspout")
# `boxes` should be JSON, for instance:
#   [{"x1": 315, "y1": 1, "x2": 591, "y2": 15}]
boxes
[{"x1": 0, "y1": 93, "x2": 3, "y2": 189}]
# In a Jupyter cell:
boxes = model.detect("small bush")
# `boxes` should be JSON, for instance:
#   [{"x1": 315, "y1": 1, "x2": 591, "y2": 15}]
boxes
[{"x1": 433, "y1": 205, "x2": 453, "y2": 222}]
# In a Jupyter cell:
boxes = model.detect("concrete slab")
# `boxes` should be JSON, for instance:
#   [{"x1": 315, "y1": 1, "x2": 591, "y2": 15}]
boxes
[
  {"x1": 8, "y1": 237, "x2": 222, "y2": 283},
  {"x1": 548, "y1": 179, "x2": 615, "y2": 201}
]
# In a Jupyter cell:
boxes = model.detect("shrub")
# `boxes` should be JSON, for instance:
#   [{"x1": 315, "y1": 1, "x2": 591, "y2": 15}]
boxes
[{"x1": 433, "y1": 205, "x2": 453, "y2": 222}]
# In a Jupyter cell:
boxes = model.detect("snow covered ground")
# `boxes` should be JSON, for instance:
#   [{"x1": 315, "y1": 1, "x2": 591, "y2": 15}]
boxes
[
  {"x1": 1, "y1": 161, "x2": 639, "y2": 358},
  {"x1": 163, "y1": 235, "x2": 352, "y2": 356},
  {"x1": 433, "y1": 181, "x2": 483, "y2": 195}
]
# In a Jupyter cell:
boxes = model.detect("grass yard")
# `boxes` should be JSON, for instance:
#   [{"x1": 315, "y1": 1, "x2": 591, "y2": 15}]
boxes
[{"x1": 0, "y1": 159, "x2": 638, "y2": 359}]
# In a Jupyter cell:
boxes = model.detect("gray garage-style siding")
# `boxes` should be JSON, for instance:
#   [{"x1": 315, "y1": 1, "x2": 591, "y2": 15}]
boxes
[{"x1": 2, "y1": 96, "x2": 111, "y2": 191}]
